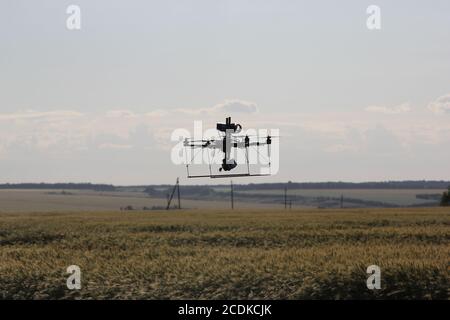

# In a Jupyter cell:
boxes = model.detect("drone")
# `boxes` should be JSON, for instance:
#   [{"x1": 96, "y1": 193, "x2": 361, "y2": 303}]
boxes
[{"x1": 183, "y1": 117, "x2": 277, "y2": 178}]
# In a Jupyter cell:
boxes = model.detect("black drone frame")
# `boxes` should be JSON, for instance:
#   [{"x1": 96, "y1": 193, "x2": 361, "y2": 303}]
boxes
[{"x1": 183, "y1": 117, "x2": 275, "y2": 179}]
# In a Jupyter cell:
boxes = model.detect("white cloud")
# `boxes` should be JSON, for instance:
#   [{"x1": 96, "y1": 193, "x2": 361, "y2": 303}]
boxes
[
  {"x1": 427, "y1": 94, "x2": 450, "y2": 114},
  {"x1": 0, "y1": 110, "x2": 83, "y2": 121},
  {"x1": 1, "y1": 99, "x2": 449, "y2": 170},
  {"x1": 177, "y1": 99, "x2": 258, "y2": 115},
  {"x1": 211, "y1": 99, "x2": 258, "y2": 113},
  {"x1": 365, "y1": 104, "x2": 411, "y2": 114},
  {"x1": 106, "y1": 110, "x2": 136, "y2": 118},
  {"x1": 145, "y1": 110, "x2": 168, "y2": 117}
]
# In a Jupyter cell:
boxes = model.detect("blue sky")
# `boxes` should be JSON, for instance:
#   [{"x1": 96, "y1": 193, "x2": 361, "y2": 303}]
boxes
[{"x1": 1, "y1": 1, "x2": 450, "y2": 184}]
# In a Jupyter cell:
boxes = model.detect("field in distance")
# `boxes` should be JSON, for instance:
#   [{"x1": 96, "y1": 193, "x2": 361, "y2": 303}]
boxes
[
  {"x1": 0, "y1": 189, "x2": 271, "y2": 212},
  {"x1": 213, "y1": 187, "x2": 444, "y2": 207},
  {"x1": 0, "y1": 187, "x2": 445, "y2": 212},
  {"x1": 0, "y1": 208, "x2": 448, "y2": 299},
  {"x1": 235, "y1": 188, "x2": 442, "y2": 205}
]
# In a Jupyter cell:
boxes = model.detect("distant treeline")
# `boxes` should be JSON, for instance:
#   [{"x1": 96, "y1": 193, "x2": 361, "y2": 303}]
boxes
[
  {"x1": 0, "y1": 183, "x2": 116, "y2": 191},
  {"x1": 1, "y1": 181, "x2": 449, "y2": 192},
  {"x1": 232, "y1": 181, "x2": 450, "y2": 190},
  {"x1": 145, "y1": 185, "x2": 214, "y2": 197},
  {"x1": 146, "y1": 181, "x2": 450, "y2": 194}
]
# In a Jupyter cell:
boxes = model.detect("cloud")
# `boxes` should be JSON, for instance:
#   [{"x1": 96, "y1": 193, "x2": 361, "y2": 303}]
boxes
[
  {"x1": 0, "y1": 110, "x2": 83, "y2": 121},
  {"x1": 145, "y1": 110, "x2": 168, "y2": 117},
  {"x1": 177, "y1": 99, "x2": 258, "y2": 115},
  {"x1": 365, "y1": 104, "x2": 411, "y2": 114},
  {"x1": 211, "y1": 99, "x2": 258, "y2": 113},
  {"x1": 106, "y1": 110, "x2": 136, "y2": 118},
  {"x1": 427, "y1": 94, "x2": 450, "y2": 114},
  {"x1": 1, "y1": 101, "x2": 450, "y2": 183},
  {"x1": 1, "y1": 101, "x2": 449, "y2": 162}
]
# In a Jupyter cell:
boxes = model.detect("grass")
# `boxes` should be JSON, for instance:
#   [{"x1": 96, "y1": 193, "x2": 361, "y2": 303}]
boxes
[{"x1": 0, "y1": 208, "x2": 449, "y2": 299}]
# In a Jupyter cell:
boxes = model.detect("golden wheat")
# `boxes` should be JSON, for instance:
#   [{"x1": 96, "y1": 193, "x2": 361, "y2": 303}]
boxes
[{"x1": 0, "y1": 208, "x2": 448, "y2": 299}]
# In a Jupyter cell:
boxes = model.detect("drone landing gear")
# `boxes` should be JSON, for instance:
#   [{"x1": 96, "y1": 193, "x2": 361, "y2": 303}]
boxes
[{"x1": 219, "y1": 159, "x2": 237, "y2": 172}]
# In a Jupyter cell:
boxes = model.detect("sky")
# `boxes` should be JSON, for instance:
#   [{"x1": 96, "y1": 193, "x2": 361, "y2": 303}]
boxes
[{"x1": 1, "y1": 0, "x2": 450, "y2": 185}]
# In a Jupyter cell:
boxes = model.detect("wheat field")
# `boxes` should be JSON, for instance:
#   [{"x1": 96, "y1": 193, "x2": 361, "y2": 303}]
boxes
[{"x1": 0, "y1": 208, "x2": 449, "y2": 299}]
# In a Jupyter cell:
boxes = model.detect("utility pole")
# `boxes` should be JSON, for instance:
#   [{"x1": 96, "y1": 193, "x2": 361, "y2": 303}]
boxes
[
  {"x1": 166, "y1": 177, "x2": 181, "y2": 210},
  {"x1": 177, "y1": 178, "x2": 181, "y2": 209},
  {"x1": 231, "y1": 180, "x2": 234, "y2": 210},
  {"x1": 284, "y1": 186, "x2": 287, "y2": 209},
  {"x1": 166, "y1": 193, "x2": 170, "y2": 210}
]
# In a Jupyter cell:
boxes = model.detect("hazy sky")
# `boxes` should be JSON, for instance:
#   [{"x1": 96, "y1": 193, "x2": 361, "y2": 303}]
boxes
[{"x1": 1, "y1": 0, "x2": 450, "y2": 184}]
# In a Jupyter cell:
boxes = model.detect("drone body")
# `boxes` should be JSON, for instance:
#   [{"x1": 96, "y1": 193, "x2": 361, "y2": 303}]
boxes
[{"x1": 183, "y1": 117, "x2": 276, "y2": 178}]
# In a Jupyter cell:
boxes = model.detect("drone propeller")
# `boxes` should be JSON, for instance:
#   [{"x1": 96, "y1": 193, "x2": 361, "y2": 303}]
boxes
[
  {"x1": 232, "y1": 135, "x2": 281, "y2": 138},
  {"x1": 185, "y1": 140, "x2": 215, "y2": 143}
]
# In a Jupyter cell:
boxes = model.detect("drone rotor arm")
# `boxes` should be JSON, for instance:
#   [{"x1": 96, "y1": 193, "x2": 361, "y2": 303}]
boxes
[{"x1": 184, "y1": 139, "x2": 219, "y2": 148}]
